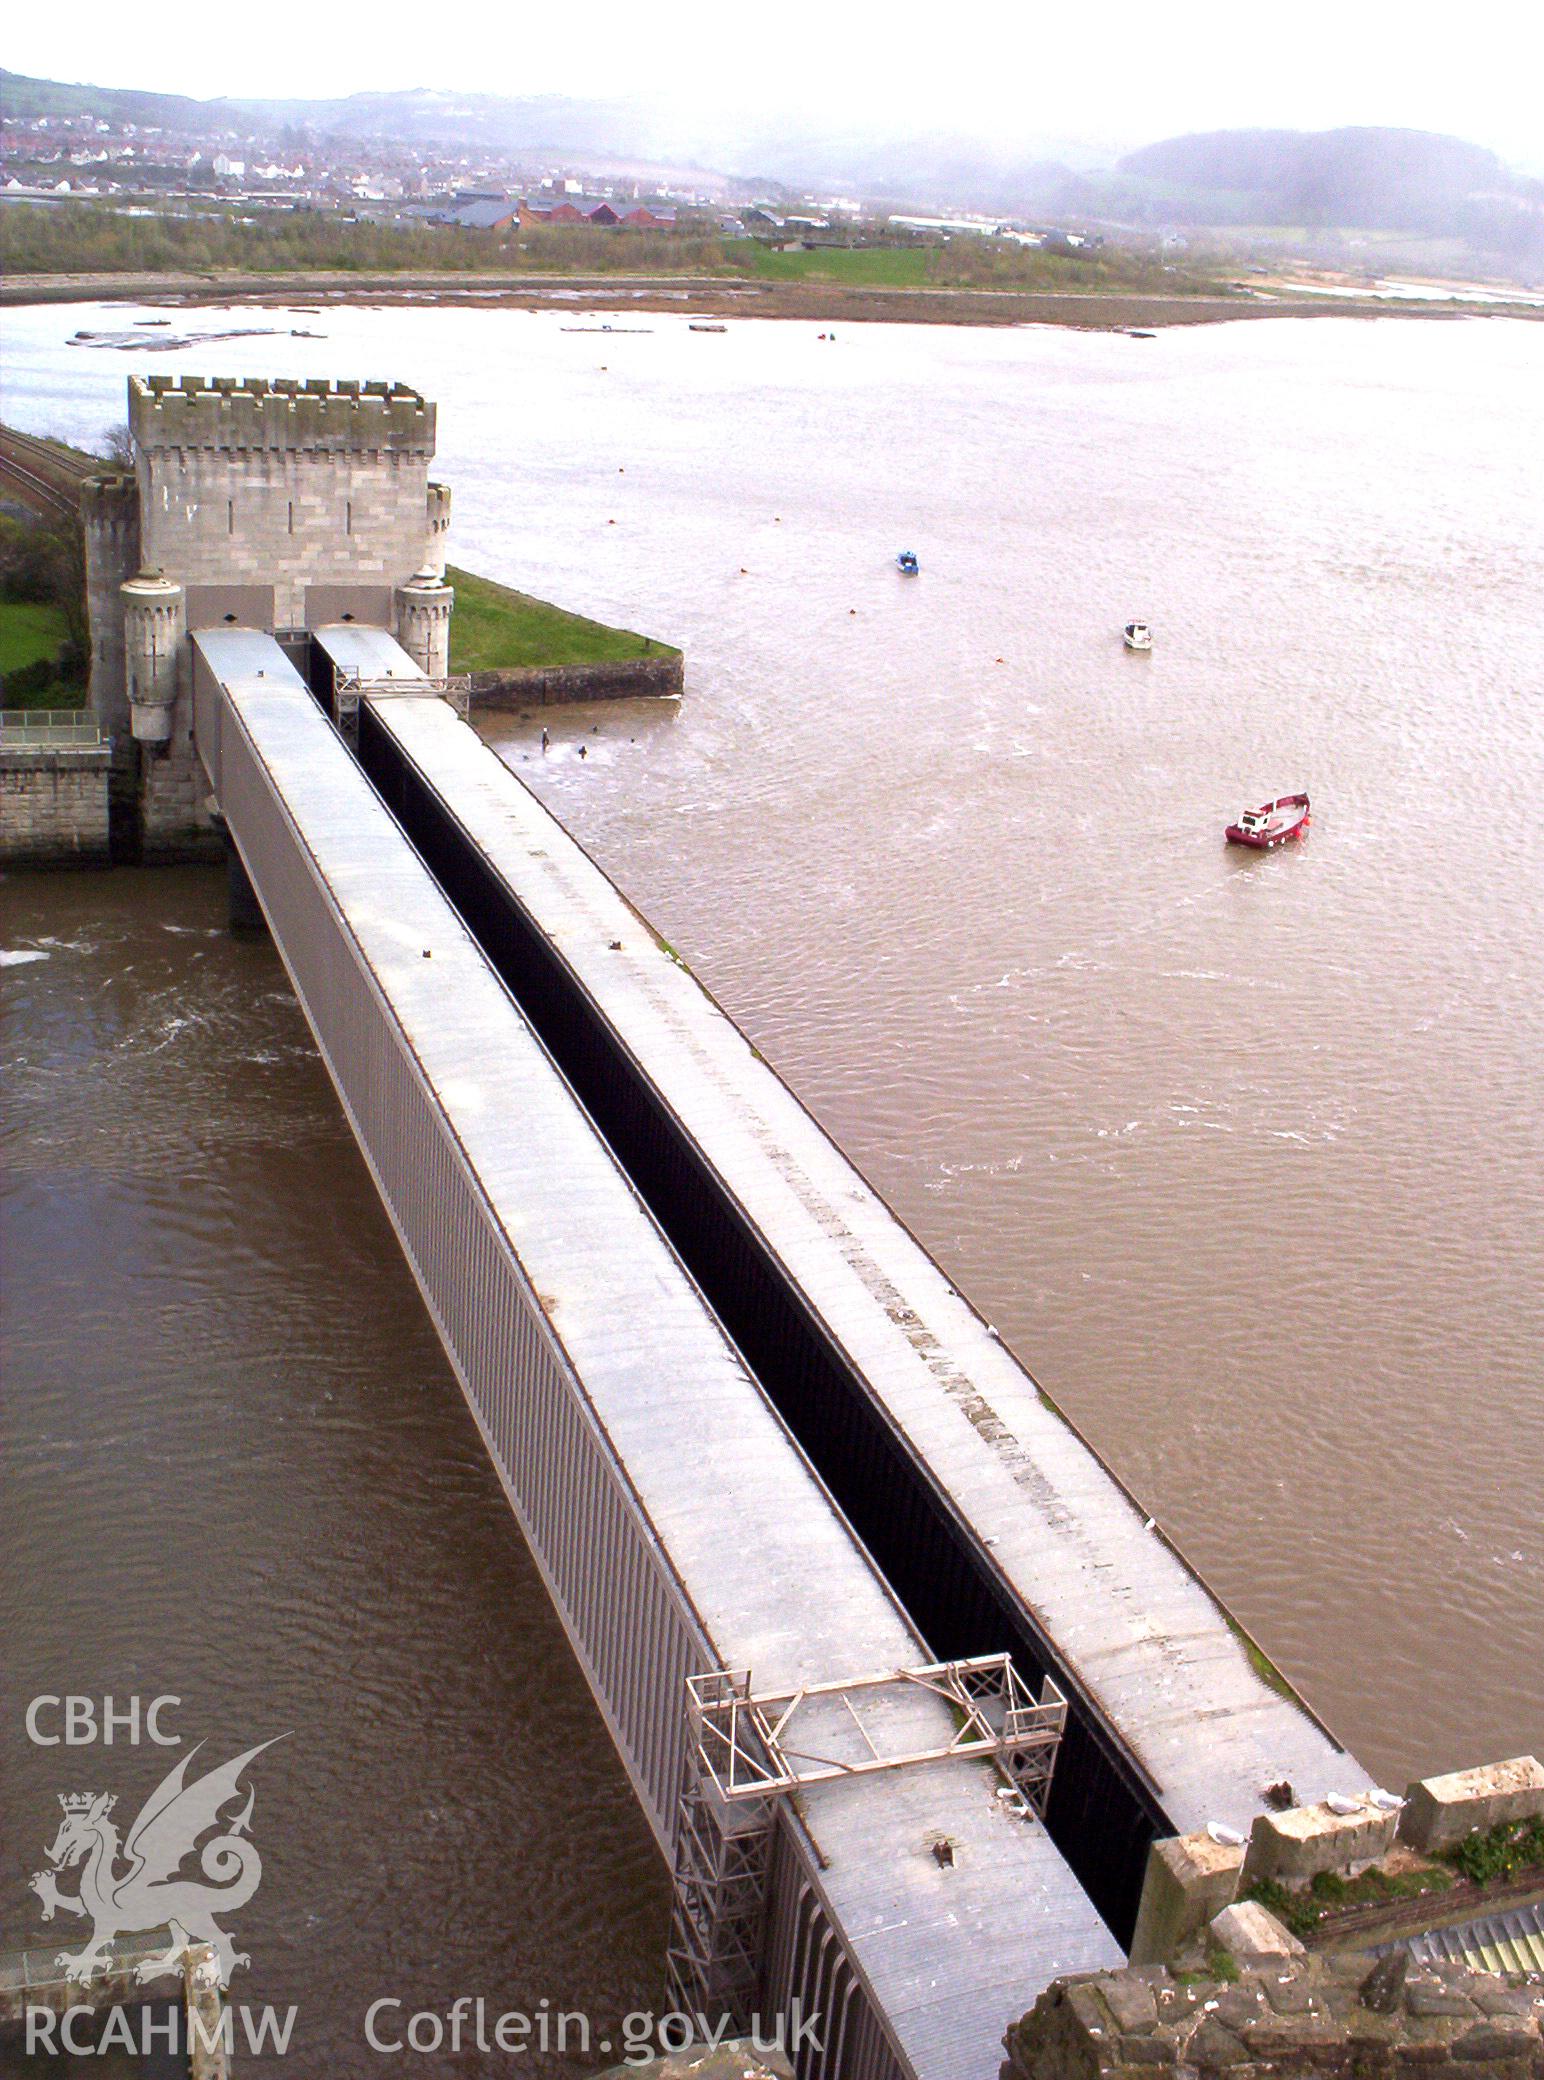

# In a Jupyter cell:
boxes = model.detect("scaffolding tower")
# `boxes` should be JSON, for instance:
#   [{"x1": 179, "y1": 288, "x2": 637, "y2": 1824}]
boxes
[{"x1": 666, "y1": 1655, "x2": 1067, "y2": 2025}]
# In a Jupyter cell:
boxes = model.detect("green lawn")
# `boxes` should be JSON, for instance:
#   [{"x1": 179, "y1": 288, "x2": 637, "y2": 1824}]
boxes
[
  {"x1": 731, "y1": 243, "x2": 936, "y2": 287},
  {"x1": 719, "y1": 238, "x2": 1208, "y2": 296},
  {"x1": 0, "y1": 597, "x2": 72, "y2": 677},
  {"x1": 446, "y1": 565, "x2": 677, "y2": 673}
]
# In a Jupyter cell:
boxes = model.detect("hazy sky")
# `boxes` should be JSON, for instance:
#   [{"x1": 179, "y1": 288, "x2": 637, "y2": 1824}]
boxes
[{"x1": 8, "y1": 0, "x2": 1544, "y2": 166}]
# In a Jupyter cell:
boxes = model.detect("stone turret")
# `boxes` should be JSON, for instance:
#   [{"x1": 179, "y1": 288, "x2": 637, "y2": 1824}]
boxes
[
  {"x1": 120, "y1": 570, "x2": 185, "y2": 743},
  {"x1": 396, "y1": 568, "x2": 454, "y2": 678}
]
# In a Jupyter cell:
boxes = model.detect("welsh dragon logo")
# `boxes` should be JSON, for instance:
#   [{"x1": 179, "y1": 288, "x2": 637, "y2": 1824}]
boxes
[{"x1": 30, "y1": 1737, "x2": 285, "y2": 1986}]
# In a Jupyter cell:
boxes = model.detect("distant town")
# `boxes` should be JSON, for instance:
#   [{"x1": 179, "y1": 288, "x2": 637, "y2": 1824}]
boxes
[
  {"x1": 3, "y1": 67, "x2": 1541, "y2": 301},
  {"x1": 0, "y1": 96, "x2": 1111, "y2": 260}
]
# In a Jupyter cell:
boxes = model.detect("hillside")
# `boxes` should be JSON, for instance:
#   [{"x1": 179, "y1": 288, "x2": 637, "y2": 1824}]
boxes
[
  {"x1": 1109, "y1": 126, "x2": 1544, "y2": 268},
  {"x1": 0, "y1": 68, "x2": 1108, "y2": 209},
  {"x1": 0, "y1": 69, "x2": 664, "y2": 159},
  {"x1": 6, "y1": 69, "x2": 1541, "y2": 274}
]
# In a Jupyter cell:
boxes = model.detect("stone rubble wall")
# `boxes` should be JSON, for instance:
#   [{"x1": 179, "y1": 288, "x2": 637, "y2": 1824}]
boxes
[
  {"x1": 469, "y1": 655, "x2": 685, "y2": 706},
  {"x1": 1002, "y1": 1953, "x2": 1544, "y2": 2079}
]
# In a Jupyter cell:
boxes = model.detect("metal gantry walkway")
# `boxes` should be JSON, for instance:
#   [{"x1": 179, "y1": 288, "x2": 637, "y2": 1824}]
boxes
[{"x1": 190, "y1": 625, "x2": 1122, "y2": 2080}]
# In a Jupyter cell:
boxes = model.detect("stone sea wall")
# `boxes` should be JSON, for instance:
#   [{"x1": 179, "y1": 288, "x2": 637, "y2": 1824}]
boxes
[
  {"x1": 469, "y1": 655, "x2": 684, "y2": 707},
  {"x1": 0, "y1": 742, "x2": 111, "y2": 866}
]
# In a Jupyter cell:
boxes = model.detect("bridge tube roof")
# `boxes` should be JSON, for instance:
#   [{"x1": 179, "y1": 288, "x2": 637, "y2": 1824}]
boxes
[
  {"x1": 362, "y1": 691, "x2": 1372, "y2": 1841},
  {"x1": 311, "y1": 622, "x2": 428, "y2": 678},
  {"x1": 192, "y1": 628, "x2": 1121, "y2": 2076}
]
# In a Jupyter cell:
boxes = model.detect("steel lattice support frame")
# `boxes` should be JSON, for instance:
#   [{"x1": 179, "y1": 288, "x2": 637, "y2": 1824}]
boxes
[
  {"x1": 687, "y1": 1656, "x2": 1065, "y2": 1811},
  {"x1": 666, "y1": 1658, "x2": 1068, "y2": 2025},
  {"x1": 666, "y1": 1737, "x2": 775, "y2": 2025},
  {"x1": 331, "y1": 670, "x2": 471, "y2": 741}
]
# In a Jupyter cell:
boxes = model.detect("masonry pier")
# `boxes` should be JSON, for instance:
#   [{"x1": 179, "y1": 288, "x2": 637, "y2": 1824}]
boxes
[{"x1": 73, "y1": 375, "x2": 456, "y2": 862}]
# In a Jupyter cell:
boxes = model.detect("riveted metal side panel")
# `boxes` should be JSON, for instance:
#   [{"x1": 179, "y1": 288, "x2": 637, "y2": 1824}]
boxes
[
  {"x1": 762, "y1": 1820, "x2": 908, "y2": 2080},
  {"x1": 192, "y1": 643, "x2": 223, "y2": 792},
  {"x1": 216, "y1": 691, "x2": 710, "y2": 1855}
]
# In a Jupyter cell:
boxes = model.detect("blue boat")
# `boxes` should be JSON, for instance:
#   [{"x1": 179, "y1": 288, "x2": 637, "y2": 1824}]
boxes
[{"x1": 896, "y1": 549, "x2": 920, "y2": 574}]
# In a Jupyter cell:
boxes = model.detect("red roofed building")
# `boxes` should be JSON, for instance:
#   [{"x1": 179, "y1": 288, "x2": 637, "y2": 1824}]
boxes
[{"x1": 519, "y1": 195, "x2": 678, "y2": 230}]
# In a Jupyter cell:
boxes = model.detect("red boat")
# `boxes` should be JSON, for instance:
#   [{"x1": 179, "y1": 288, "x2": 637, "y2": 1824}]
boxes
[{"x1": 1225, "y1": 793, "x2": 1311, "y2": 848}]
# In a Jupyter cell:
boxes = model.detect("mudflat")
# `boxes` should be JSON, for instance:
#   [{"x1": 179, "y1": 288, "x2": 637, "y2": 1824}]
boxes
[{"x1": 4, "y1": 268, "x2": 1524, "y2": 328}]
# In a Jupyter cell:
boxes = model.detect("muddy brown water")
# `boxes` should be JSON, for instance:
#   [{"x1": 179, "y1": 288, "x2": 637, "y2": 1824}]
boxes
[{"x1": 2, "y1": 304, "x2": 1541, "y2": 2070}]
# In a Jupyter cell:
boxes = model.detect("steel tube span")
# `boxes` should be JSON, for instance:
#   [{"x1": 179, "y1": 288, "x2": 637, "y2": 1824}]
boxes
[{"x1": 191, "y1": 625, "x2": 1121, "y2": 2080}]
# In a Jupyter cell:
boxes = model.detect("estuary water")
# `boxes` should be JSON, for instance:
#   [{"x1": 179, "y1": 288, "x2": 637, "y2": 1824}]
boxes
[{"x1": 2, "y1": 303, "x2": 1542, "y2": 2060}]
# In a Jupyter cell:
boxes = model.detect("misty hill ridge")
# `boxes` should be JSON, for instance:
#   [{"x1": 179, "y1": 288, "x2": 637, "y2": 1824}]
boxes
[
  {"x1": 1117, "y1": 125, "x2": 1525, "y2": 232},
  {"x1": 0, "y1": 69, "x2": 658, "y2": 158},
  {"x1": 5, "y1": 70, "x2": 1540, "y2": 265}
]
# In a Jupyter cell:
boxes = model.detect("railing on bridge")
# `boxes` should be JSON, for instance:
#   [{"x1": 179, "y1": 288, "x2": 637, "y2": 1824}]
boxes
[
  {"x1": 329, "y1": 670, "x2": 470, "y2": 743},
  {"x1": 668, "y1": 1657, "x2": 1066, "y2": 2027},
  {"x1": 689, "y1": 1655, "x2": 1065, "y2": 1807},
  {"x1": 0, "y1": 708, "x2": 102, "y2": 748}
]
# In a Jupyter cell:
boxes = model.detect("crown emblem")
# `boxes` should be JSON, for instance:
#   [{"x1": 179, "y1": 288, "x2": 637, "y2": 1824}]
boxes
[{"x1": 58, "y1": 1792, "x2": 113, "y2": 1815}]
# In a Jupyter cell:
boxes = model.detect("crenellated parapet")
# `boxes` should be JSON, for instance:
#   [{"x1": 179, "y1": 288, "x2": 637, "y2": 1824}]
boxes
[
  {"x1": 128, "y1": 375, "x2": 436, "y2": 458},
  {"x1": 80, "y1": 471, "x2": 139, "y2": 536},
  {"x1": 397, "y1": 568, "x2": 455, "y2": 678}
]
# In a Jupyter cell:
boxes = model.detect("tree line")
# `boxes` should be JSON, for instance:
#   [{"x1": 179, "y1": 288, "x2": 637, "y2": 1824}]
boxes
[{"x1": 0, "y1": 203, "x2": 1212, "y2": 290}]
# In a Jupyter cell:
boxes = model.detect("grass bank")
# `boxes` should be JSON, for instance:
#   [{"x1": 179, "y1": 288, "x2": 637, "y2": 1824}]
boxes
[
  {"x1": 0, "y1": 597, "x2": 84, "y2": 709},
  {"x1": 447, "y1": 565, "x2": 677, "y2": 674},
  {"x1": 0, "y1": 598, "x2": 71, "y2": 677}
]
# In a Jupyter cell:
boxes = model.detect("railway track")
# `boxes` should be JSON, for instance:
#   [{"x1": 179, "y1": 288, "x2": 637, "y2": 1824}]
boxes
[{"x1": 0, "y1": 425, "x2": 96, "y2": 520}]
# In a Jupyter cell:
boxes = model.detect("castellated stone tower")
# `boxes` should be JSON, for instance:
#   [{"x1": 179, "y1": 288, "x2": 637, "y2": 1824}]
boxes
[{"x1": 81, "y1": 374, "x2": 453, "y2": 857}]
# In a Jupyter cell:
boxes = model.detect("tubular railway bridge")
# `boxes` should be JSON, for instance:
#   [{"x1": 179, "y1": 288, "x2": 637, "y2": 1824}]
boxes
[{"x1": 189, "y1": 621, "x2": 1367, "y2": 2079}]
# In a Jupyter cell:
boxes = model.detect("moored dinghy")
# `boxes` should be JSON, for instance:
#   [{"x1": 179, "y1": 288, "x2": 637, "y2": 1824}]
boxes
[{"x1": 1225, "y1": 793, "x2": 1311, "y2": 848}]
